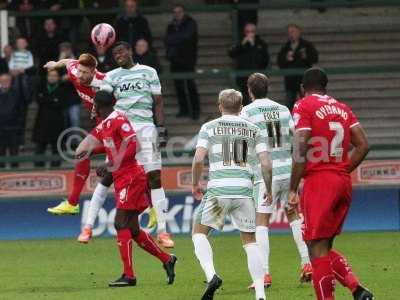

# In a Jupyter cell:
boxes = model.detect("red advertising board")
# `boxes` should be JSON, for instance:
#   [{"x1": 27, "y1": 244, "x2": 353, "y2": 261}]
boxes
[{"x1": 0, "y1": 160, "x2": 399, "y2": 198}]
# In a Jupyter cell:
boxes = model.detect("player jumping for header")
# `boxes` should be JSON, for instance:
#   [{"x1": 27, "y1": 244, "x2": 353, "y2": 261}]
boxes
[
  {"x1": 289, "y1": 68, "x2": 373, "y2": 300},
  {"x1": 81, "y1": 41, "x2": 174, "y2": 248}
]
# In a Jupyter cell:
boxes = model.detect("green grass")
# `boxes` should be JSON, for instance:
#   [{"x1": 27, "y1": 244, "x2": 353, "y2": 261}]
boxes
[{"x1": 0, "y1": 232, "x2": 399, "y2": 300}]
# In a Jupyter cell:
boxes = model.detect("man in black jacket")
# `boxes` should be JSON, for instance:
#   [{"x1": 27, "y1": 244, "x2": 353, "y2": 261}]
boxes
[
  {"x1": 165, "y1": 4, "x2": 200, "y2": 120},
  {"x1": 0, "y1": 73, "x2": 26, "y2": 168},
  {"x1": 277, "y1": 24, "x2": 319, "y2": 111},
  {"x1": 134, "y1": 38, "x2": 162, "y2": 75},
  {"x1": 229, "y1": 23, "x2": 270, "y2": 105},
  {"x1": 114, "y1": 0, "x2": 152, "y2": 47}
]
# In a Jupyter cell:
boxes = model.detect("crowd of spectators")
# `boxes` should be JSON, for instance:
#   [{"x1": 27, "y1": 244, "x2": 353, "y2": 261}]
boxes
[{"x1": 0, "y1": 0, "x2": 319, "y2": 167}]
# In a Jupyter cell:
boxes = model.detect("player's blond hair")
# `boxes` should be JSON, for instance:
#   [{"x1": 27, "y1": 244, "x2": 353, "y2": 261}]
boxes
[{"x1": 218, "y1": 89, "x2": 243, "y2": 113}]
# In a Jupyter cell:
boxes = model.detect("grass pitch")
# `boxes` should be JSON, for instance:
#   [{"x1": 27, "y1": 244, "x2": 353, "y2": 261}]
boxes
[{"x1": 0, "y1": 232, "x2": 399, "y2": 300}]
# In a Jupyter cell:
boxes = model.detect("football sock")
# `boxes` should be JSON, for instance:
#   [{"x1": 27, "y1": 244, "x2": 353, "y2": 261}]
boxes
[
  {"x1": 68, "y1": 157, "x2": 90, "y2": 206},
  {"x1": 289, "y1": 219, "x2": 310, "y2": 266},
  {"x1": 85, "y1": 183, "x2": 108, "y2": 228},
  {"x1": 329, "y1": 250, "x2": 360, "y2": 293},
  {"x1": 116, "y1": 228, "x2": 134, "y2": 279},
  {"x1": 151, "y1": 188, "x2": 168, "y2": 234},
  {"x1": 243, "y1": 242, "x2": 266, "y2": 300},
  {"x1": 133, "y1": 229, "x2": 171, "y2": 264},
  {"x1": 311, "y1": 256, "x2": 335, "y2": 300},
  {"x1": 255, "y1": 225, "x2": 270, "y2": 274},
  {"x1": 192, "y1": 233, "x2": 216, "y2": 283}
]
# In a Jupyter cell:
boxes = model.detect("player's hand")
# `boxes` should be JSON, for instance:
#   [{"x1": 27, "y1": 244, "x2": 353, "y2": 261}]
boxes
[
  {"x1": 43, "y1": 61, "x2": 57, "y2": 70},
  {"x1": 192, "y1": 184, "x2": 204, "y2": 201},
  {"x1": 288, "y1": 190, "x2": 299, "y2": 208},
  {"x1": 157, "y1": 126, "x2": 168, "y2": 148},
  {"x1": 96, "y1": 165, "x2": 108, "y2": 178}
]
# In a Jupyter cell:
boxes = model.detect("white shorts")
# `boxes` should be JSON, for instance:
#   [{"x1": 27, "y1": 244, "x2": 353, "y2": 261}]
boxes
[
  {"x1": 194, "y1": 197, "x2": 256, "y2": 232},
  {"x1": 253, "y1": 178, "x2": 290, "y2": 214},
  {"x1": 131, "y1": 123, "x2": 162, "y2": 173}
]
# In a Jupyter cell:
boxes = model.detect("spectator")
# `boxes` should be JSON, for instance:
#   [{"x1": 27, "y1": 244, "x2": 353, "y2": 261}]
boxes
[
  {"x1": 8, "y1": 0, "x2": 35, "y2": 39},
  {"x1": 228, "y1": 23, "x2": 269, "y2": 105},
  {"x1": 2, "y1": 45, "x2": 13, "y2": 64},
  {"x1": 35, "y1": 18, "x2": 65, "y2": 75},
  {"x1": 57, "y1": 42, "x2": 82, "y2": 128},
  {"x1": 8, "y1": 37, "x2": 34, "y2": 76},
  {"x1": 134, "y1": 38, "x2": 162, "y2": 74},
  {"x1": 165, "y1": 4, "x2": 200, "y2": 120},
  {"x1": 0, "y1": 46, "x2": 10, "y2": 74},
  {"x1": 115, "y1": 0, "x2": 152, "y2": 47},
  {"x1": 0, "y1": 73, "x2": 25, "y2": 168},
  {"x1": 277, "y1": 24, "x2": 319, "y2": 111},
  {"x1": 33, "y1": 69, "x2": 67, "y2": 167},
  {"x1": 92, "y1": 46, "x2": 115, "y2": 73},
  {"x1": 232, "y1": 0, "x2": 259, "y2": 38}
]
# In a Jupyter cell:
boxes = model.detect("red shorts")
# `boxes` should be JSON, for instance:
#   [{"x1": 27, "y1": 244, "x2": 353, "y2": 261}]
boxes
[
  {"x1": 300, "y1": 171, "x2": 352, "y2": 241},
  {"x1": 114, "y1": 172, "x2": 150, "y2": 212}
]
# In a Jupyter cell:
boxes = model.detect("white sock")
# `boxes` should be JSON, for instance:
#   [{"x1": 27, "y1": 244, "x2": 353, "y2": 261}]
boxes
[
  {"x1": 151, "y1": 188, "x2": 168, "y2": 234},
  {"x1": 256, "y1": 226, "x2": 270, "y2": 274},
  {"x1": 290, "y1": 219, "x2": 310, "y2": 266},
  {"x1": 244, "y1": 243, "x2": 266, "y2": 300},
  {"x1": 85, "y1": 183, "x2": 108, "y2": 228},
  {"x1": 192, "y1": 233, "x2": 216, "y2": 283}
]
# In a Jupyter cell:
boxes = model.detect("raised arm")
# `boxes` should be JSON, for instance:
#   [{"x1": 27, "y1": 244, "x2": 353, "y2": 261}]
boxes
[
  {"x1": 43, "y1": 59, "x2": 73, "y2": 70},
  {"x1": 348, "y1": 124, "x2": 369, "y2": 173}
]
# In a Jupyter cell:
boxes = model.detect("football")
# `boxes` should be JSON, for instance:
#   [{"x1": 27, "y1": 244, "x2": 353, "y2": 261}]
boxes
[{"x1": 91, "y1": 23, "x2": 116, "y2": 50}]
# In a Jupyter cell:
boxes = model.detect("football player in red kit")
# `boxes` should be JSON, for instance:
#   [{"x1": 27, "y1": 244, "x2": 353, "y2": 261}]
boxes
[
  {"x1": 78, "y1": 90, "x2": 177, "y2": 287},
  {"x1": 289, "y1": 68, "x2": 374, "y2": 300},
  {"x1": 44, "y1": 54, "x2": 112, "y2": 216}
]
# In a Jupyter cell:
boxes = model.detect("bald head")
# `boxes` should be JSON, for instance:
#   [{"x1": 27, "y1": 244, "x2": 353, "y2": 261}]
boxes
[{"x1": 218, "y1": 89, "x2": 243, "y2": 114}]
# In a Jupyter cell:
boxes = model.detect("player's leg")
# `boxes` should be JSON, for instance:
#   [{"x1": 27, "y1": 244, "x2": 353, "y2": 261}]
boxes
[
  {"x1": 147, "y1": 169, "x2": 174, "y2": 247},
  {"x1": 127, "y1": 210, "x2": 177, "y2": 285},
  {"x1": 109, "y1": 209, "x2": 137, "y2": 287},
  {"x1": 78, "y1": 171, "x2": 113, "y2": 243},
  {"x1": 135, "y1": 124, "x2": 174, "y2": 248},
  {"x1": 192, "y1": 198, "x2": 224, "y2": 299},
  {"x1": 232, "y1": 198, "x2": 266, "y2": 300},
  {"x1": 47, "y1": 134, "x2": 102, "y2": 215}
]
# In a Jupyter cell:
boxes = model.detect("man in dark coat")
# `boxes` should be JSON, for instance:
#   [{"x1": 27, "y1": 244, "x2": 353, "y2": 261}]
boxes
[
  {"x1": 33, "y1": 69, "x2": 68, "y2": 167},
  {"x1": 277, "y1": 24, "x2": 319, "y2": 111},
  {"x1": 35, "y1": 18, "x2": 65, "y2": 76},
  {"x1": 165, "y1": 4, "x2": 200, "y2": 119},
  {"x1": 0, "y1": 73, "x2": 26, "y2": 168},
  {"x1": 229, "y1": 23, "x2": 270, "y2": 105},
  {"x1": 114, "y1": 0, "x2": 152, "y2": 47}
]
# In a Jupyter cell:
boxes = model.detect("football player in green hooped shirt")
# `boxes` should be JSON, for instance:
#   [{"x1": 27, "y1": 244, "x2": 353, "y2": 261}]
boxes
[
  {"x1": 191, "y1": 89, "x2": 272, "y2": 300},
  {"x1": 240, "y1": 73, "x2": 311, "y2": 288},
  {"x1": 97, "y1": 41, "x2": 174, "y2": 248}
]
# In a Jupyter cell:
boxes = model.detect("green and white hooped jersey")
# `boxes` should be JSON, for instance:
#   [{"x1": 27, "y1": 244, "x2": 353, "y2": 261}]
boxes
[
  {"x1": 196, "y1": 114, "x2": 267, "y2": 199},
  {"x1": 240, "y1": 98, "x2": 294, "y2": 182},
  {"x1": 103, "y1": 64, "x2": 161, "y2": 125}
]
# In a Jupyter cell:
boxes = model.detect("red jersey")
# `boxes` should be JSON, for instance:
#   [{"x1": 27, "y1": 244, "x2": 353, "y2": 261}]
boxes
[
  {"x1": 67, "y1": 60, "x2": 105, "y2": 122},
  {"x1": 91, "y1": 111, "x2": 142, "y2": 179},
  {"x1": 292, "y1": 94, "x2": 359, "y2": 176}
]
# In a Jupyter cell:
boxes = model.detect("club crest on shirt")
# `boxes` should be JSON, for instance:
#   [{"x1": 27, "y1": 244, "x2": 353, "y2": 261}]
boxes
[{"x1": 119, "y1": 188, "x2": 127, "y2": 203}]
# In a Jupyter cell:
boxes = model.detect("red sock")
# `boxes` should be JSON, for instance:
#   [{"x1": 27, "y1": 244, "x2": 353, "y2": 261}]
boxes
[
  {"x1": 311, "y1": 256, "x2": 335, "y2": 300},
  {"x1": 117, "y1": 228, "x2": 135, "y2": 278},
  {"x1": 329, "y1": 250, "x2": 359, "y2": 293},
  {"x1": 68, "y1": 158, "x2": 90, "y2": 206},
  {"x1": 133, "y1": 229, "x2": 171, "y2": 264}
]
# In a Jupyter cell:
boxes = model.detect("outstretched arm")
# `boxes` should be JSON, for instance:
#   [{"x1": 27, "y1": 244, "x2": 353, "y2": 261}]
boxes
[{"x1": 43, "y1": 59, "x2": 73, "y2": 70}]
